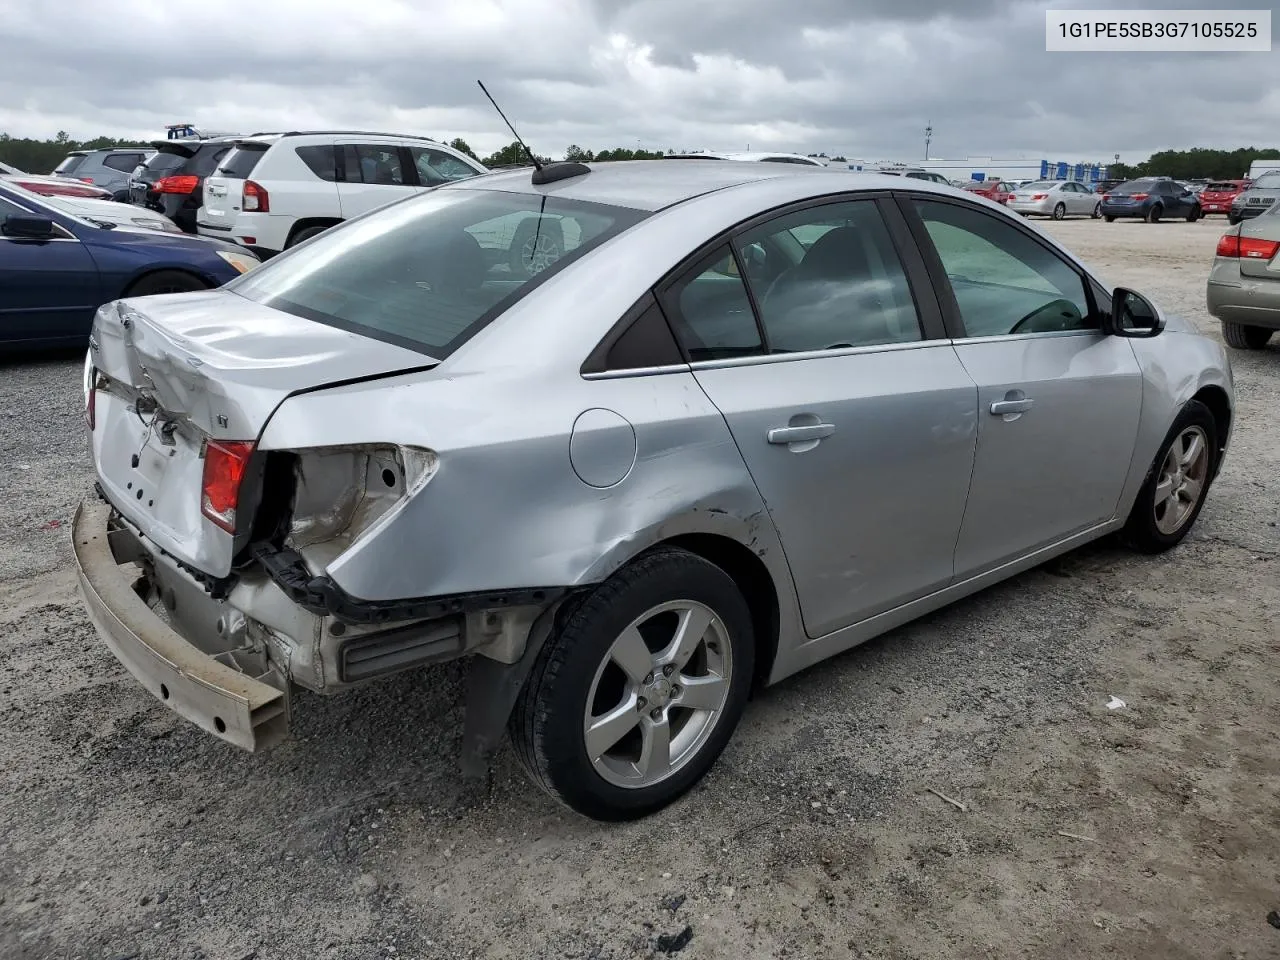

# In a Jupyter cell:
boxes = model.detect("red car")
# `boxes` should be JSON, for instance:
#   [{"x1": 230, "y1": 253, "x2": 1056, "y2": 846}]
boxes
[
  {"x1": 962, "y1": 179, "x2": 1015, "y2": 204},
  {"x1": 1198, "y1": 179, "x2": 1250, "y2": 217},
  {"x1": 0, "y1": 170, "x2": 113, "y2": 200}
]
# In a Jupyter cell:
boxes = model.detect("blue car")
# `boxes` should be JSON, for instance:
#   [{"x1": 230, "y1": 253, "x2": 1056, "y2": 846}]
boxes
[
  {"x1": 0, "y1": 181, "x2": 259, "y2": 350},
  {"x1": 1099, "y1": 177, "x2": 1202, "y2": 224}
]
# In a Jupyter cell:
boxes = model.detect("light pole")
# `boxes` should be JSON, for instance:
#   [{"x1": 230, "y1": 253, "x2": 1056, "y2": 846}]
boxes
[{"x1": 925, "y1": 123, "x2": 933, "y2": 161}]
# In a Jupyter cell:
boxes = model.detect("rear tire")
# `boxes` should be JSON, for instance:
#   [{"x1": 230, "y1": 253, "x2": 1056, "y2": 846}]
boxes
[
  {"x1": 287, "y1": 223, "x2": 337, "y2": 248},
  {"x1": 1227, "y1": 212, "x2": 1242, "y2": 225},
  {"x1": 510, "y1": 547, "x2": 755, "y2": 821},
  {"x1": 1145, "y1": 204, "x2": 1163, "y2": 223},
  {"x1": 1186, "y1": 205, "x2": 1201, "y2": 222},
  {"x1": 1221, "y1": 320, "x2": 1274, "y2": 350},
  {"x1": 1122, "y1": 400, "x2": 1218, "y2": 554},
  {"x1": 124, "y1": 270, "x2": 207, "y2": 297},
  {"x1": 1104, "y1": 215, "x2": 1116, "y2": 222},
  {"x1": 1051, "y1": 202, "x2": 1066, "y2": 220}
]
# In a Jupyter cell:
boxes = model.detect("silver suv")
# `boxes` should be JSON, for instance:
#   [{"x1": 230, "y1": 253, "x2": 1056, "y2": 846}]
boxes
[
  {"x1": 1229, "y1": 170, "x2": 1280, "y2": 223},
  {"x1": 53, "y1": 148, "x2": 154, "y2": 201}
]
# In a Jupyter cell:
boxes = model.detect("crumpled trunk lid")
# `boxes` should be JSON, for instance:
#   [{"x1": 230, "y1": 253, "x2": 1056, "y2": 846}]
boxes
[{"x1": 88, "y1": 289, "x2": 434, "y2": 576}]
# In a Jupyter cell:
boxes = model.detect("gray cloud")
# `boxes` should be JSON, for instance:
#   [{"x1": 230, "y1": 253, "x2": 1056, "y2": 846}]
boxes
[{"x1": 0, "y1": 0, "x2": 1275, "y2": 166}]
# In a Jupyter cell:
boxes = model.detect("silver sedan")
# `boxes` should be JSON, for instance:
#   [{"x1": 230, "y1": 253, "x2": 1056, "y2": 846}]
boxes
[
  {"x1": 1008, "y1": 180, "x2": 1102, "y2": 219},
  {"x1": 75, "y1": 160, "x2": 1233, "y2": 820}
]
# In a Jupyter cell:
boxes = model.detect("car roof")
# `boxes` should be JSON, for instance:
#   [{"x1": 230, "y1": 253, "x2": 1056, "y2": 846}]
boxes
[{"x1": 452, "y1": 159, "x2": 934, "y2": 212}]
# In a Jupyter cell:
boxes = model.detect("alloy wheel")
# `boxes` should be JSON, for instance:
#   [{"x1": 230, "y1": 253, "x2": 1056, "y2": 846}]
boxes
[
  {"x1": 583, "y1": 600, "x2": 733, "y2": 789},
  {"x1": 1153, "y1": 425, "x2": 1209, "y2": 535}
]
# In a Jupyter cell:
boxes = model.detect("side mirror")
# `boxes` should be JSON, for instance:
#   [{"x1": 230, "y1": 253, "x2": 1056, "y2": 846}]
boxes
[
  {"x1": 2, "y1": 214, "x2": 58, "y2": 240},
  {"x1": 1109, "y1": 287, "x2": 1165, "y2": 338}
]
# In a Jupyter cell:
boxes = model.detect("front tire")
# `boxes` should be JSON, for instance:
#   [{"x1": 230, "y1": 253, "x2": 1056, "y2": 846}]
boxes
[
  {"x1": 510, "y1": 547, "x2": 755, "y2": 821},
  {"x1": 1145, "y1": 204, "x2": 1163, "y2": 223},
  {"x1": 1122, "y1": 400, "x2": 1218, "y2": 553},
  {"x1": 1186, "y1": 205, "x2": 1201, "y2": 222},
  {"x1": 1221, "y1": 320, "x2": 1274, "y2": 350},
  {"x1": 1227, "y1": 212, "x2": 1242, "y2": 225},
  {"x1": 124, "y1": 270, "x2": 207, "y2": 297},
  {"x1": 1051, "y1": 202, "x2": 1066, "y2": 220},
  {"x1": 1092, "y1": 203, "x2": 1101, "y2": 219}
]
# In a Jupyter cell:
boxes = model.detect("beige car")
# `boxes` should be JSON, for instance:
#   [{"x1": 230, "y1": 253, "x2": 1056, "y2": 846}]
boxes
[{"x1": 1207, "y1": 200, "x2": 1280, "y2": 349}]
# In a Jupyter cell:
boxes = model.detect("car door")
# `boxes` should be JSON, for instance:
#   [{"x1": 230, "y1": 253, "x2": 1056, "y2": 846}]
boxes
[
  {"x1": 659, "y1": 197, "x2": 978, "y2": 638},
  {"x1": 1063, "y1": 182, "x2": 1086, "y2": 215},
  {"x1": 904, "y1": 195, "x2": 1142, "y2": 578},
  {"x1": 0, "y1": 197, "x2": 100, "y2": 345},
  {"x1": 334, "y1": 141, "x2": 417, "y2": 219}
]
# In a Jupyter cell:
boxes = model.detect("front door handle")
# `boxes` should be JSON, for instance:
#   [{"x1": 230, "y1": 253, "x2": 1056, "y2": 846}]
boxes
[
  {"x1": 990, "y1": 398, "x2": 1034, "y2": 416},
  {"x1": 767, "y1": 423, "x2": 835, "y2": 444}
]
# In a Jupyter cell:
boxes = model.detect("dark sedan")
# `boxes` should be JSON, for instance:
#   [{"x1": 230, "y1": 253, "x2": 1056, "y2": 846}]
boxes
[
  {"x1": 1100, "y1": 178, "x2": 1201, "y2": 223},
  {"x1": 0, "y1": 182, "x2": 259, "y2": 350}
]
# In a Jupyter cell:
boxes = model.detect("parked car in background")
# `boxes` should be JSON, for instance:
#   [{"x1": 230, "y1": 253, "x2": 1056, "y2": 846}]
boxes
[
  {"x1": 2, "y1": 165, "x2": 114, "y2": 200},
  {"x1": 1008, "y1": 180, "x2": 1101, "y2": 219},
  {"x1": 903, "y1": 169, "x2": 951, "y2": 184},
  {"x1": 19, "y1": 187, "x2": 183, "y2": 234},
  {"x1": 129, "y1": 136, "x2": 247, "y2": 234},
  {"x1": 0, "y1": 181, "x2": 257, "y2": 349},
  {"x1": 1100, "y1": 178, "x2": 1201, "y2": 223},
  {"x1": 1228, "y1": 171, "x2": 1280, "y2": 223},
  {"x1": 666, "y1": 151, "x2": 828, "y2": 166},
  {"x1": 53, "y1": 148, "x2": 154, "y2": 201},
  {"x1": 1207, "y1": 199, "x2": 1280, "y2": 350},
  {"x1": 1094, "y1": 178, "x2": 1125, "y2": 194},
  {"x1": 73, "y1": 161, "x2": 1232, "y2": 820},
  {"x1": 1199, "y1": 180, "x2": 1250, "y2": 218},
  {"x1": 962, "y1": 180, "x2": 1015, "y2": 204},
  {"x1": 197, "y1": 131, "x2": 488, "y2": 256}
]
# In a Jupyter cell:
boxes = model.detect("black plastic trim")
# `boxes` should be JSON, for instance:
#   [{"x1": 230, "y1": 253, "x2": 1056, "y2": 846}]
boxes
[
  {"x1": 249, "y1": 541, "x2": 573, "y2": 625},
  {"x1": 532, "y1": 161, "x2": 590, "y2": 185},
  {"x1": 580, "y1": 291, "x2": 686, "y2": 375}
]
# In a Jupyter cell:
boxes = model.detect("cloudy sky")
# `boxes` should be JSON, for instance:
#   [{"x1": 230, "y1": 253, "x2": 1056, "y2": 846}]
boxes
[{"x1": 1, "y1": 0, "x2": 1275, "y2": 164}]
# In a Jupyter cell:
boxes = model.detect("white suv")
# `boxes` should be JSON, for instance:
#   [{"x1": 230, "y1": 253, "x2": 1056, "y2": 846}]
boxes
[{"x1": 196, "y1": 132, "x2": 487, "y2": 255}]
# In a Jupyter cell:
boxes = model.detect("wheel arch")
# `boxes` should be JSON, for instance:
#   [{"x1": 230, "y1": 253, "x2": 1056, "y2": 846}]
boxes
[
  {"x1": 1190, "y1": 383, "x2": 1232, "y2": 473},
  {"x1": 286, "y1": 217, "x2": 343, "y2": 247},
  {"x1": 122, "y1": 266, "x2": 214, "y2": 296}
]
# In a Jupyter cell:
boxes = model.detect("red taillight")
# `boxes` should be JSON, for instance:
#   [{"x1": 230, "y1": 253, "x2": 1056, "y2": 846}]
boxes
[
  {"x1": 1217, "y1": 234, "x2": 1280, "y2": 260},
  {"x1": 78, "y1": 177, "x2": 95, "y2": 185},
  {"x1": 243, "y1": 180, "x2": 269, "y2": 212},
  {"x1": 201, "y1": 440, "x2": 255, "y2": 533},
  {"x1": 1129, "y1": 193, "x2": 1148, "y2": 201},
  {"x1": 1031, "y1": 193, "x2": 1047, "y2": 200},
  {"x1": 153, "y1": 175, "x2": 200, "y2": 194}
]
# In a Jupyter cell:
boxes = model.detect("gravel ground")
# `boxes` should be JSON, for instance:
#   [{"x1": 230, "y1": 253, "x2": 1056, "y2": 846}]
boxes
[{"x1": 2, "y1": 217, "x2": 1278, "y2": 960}]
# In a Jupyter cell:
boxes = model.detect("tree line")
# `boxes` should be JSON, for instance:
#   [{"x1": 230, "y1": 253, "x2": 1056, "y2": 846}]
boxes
[
  {"x1": 3, "y1": 132, "x2": 1276, "y2": 181},
  {"x1": 1111, "y1": 146, "x2": 1280, "y2": 181}
]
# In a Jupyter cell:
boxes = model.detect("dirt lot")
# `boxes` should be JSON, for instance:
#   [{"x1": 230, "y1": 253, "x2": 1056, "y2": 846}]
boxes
[{"x1": 2, "y1": 216, "x2": 1278, "y2": 960}]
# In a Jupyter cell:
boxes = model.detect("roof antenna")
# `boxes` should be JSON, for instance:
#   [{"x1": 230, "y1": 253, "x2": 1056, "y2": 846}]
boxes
[{"x1": 476, "y1": 80, "x2": 590, "y2": 186}]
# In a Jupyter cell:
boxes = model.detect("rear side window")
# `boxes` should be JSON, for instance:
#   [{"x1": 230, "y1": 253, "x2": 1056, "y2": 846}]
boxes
[
  {"x1": 103, "y1": 153, "x2": 145, "y2": 172},
  {"x1": 735, "y1": 200, "x2": 921, "y2": 352},
  {"x1": 213, "y1": 145, "x2": 265, "y2": 179},
  {"x1": 295, "y1": 145, "x2": 337, "y2": 182},
  {"x1": 54, "y1": 155, "x2": 85, "y2": 175},
  {"x1": 663, "y1": 246, "x2": 763, "y2": 362},
  {"x1": 229, "y1": 190, "x2": 647, "y2": 358}
]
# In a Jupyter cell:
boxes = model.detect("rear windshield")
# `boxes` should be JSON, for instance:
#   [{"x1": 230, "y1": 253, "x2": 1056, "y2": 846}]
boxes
[
  {"x1": 1205, "y1": 182, "x2": 1239, "y2": 192},
  {"x1": 140, "y1": 149, "x2": 189, "y2": 176},
  {"x1": 1021, "y1": 181, "x2": 1058, "y2": 190},
  {"x1": 54, "y1": 154, "x2": 86, "y2": 175},
  {"x1": 212, "y1": 145, "x2": 266, "y2": 179},
  {"x1": 229, "y1": 189, "x2": 648, "y2": 358},
  {"x1": 1113, "y1": 179, "x2": 1158, "y2": 194}
]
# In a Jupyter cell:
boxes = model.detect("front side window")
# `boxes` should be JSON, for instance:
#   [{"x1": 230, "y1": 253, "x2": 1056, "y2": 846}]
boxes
[
  {"x1": 229, "y1": 189, "x2": 646, "y2": 358},
  {"x1": 408, "y1": 146, "x2": 481, "y2": 186},
  {"x1": 913, "y1": 198, "x2": 1095, "y2": 337},
  {"x1": 736, "y1": 200, "x2": 921, "y2": 352}
]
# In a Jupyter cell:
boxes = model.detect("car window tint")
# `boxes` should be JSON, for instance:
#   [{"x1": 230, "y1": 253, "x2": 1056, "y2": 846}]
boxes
[
  {"x1": 913, "y1": 198, "x2": 1094, "y2": 338},
  {"x1": 53, "y1": 155, "x2": 85, "y2": 175},
  {"x1": 212, "y1": 146, "x2": 263, "y2": 179},
  {"x1": 0, "y1": 195, "x2": 32, "y2": 218},
  {"x1": 142, "y1": 150, "x2": 188, "y2": 175},
  {"x1": 295, "y1": 145, "x2": 337, "y2": 182},
  {"x1": 664, "y1": 246, "x2": 764, "y2": 361},
  {"x1": 354, "y1": 145, "x2": 406, "y2": 186},
  {"x1": 408, "y1": 146, "x2": 479, "y2": 187},
  {"x1": 736, "y1": 200, "x2": 921, "y2": 353}
]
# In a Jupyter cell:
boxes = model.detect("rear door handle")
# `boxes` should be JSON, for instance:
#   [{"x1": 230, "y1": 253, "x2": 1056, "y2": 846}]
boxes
[
  {"x1": 990, "y1": 398, "x2": 1034, "y2": 415},
  {"x1": 767, "y1": 423, "x2": 835, "y2": 444}
]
